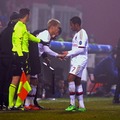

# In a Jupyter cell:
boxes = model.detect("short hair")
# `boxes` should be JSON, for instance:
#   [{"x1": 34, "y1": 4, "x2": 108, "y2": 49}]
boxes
[
  {"x1": 47, "y1": 18, "x2": 61, "y2": 29},
  {"x1": 10, "y1": 12, "x2": 19, "y2": 21},
  {"x1": 58, "y1": 27, "x2": 62, "y2": 35},
  {"x1": 70, "y1": 16, "x2": 81, "y2": 26},
  {"x1": 19, "y1": 8, "x2": 30, "y2": 18}
]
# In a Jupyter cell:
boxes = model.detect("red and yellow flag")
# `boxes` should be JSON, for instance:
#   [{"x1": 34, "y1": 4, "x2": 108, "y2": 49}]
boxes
[{"x1": 17, "y1": 71, "x2": 31, "y2": 101}]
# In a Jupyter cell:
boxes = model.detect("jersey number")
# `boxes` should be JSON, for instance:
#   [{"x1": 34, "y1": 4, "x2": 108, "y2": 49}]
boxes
[{"x1": 72, "y1": 67, "x2": 76, "y2": 72}]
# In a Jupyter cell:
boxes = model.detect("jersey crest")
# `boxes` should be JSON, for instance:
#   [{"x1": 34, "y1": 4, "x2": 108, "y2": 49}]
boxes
[{"x1": 79, "y1": 40, "x2": 82, "y2": 45}]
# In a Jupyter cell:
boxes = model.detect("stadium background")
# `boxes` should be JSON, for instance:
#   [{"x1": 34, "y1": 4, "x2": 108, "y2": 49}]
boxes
[
  {"x1": 0, "y1": 0, "x2": 120, "y2": 97},
  {"x1": 0, "y1": 0, "x2": 120, "y2": 46}
]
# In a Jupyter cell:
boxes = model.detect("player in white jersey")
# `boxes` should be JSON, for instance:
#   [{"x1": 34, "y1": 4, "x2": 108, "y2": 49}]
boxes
[
  {"x1": 24, "y1": 19, "x2": 64, "y2": 110},
  {"x1": 37, "y1": 19, "x2": 62, "y2": 58},
  {"x1": 63, "y1": 16, "x2": 88, "y2": 112}
]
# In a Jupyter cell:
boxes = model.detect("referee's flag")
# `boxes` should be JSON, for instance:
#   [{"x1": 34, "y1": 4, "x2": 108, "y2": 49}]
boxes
[{"x1": 17, "y1": 71, "x2": 31, "y2": 101}]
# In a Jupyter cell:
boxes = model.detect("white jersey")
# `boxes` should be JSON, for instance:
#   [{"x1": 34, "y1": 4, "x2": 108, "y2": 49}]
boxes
[
  {"x1": 68, "y1": 29, "x2": 88, "y2": 77},
  {"x1": 67, "y1": 29, "x2": 88, "y2": 67},
  {"x1": 37, "y1": 30, "x2": 58, "y2": 57}
]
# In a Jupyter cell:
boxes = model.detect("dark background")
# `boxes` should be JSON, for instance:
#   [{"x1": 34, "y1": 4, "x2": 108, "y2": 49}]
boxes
[{"x1": 1, "y1": 0, "x2": 120, "y2": 46}]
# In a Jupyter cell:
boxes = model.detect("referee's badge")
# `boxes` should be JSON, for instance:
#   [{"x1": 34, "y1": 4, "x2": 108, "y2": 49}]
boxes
[{"x1": 79, "y1": 41, "x2": 82, "y2": 45}]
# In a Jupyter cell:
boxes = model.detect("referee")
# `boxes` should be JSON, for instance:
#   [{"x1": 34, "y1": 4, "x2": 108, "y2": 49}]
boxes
[{"x1": 8, "y1": 8, "x2": 47, "y2": 110}]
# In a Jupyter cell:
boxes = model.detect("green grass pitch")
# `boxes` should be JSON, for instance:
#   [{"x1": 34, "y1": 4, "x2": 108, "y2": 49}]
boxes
[{"x1": 0, "y1": 97, "x2": 120, "y2": 120}]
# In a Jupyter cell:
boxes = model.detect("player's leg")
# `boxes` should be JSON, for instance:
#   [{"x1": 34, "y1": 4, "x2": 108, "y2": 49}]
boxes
[
  {"x1": 75, "y1": 66, "x2": 86, "y2": 112},
  {"x1": 33, "y1": 76, "x2": 44, "y2": 109},
  {"x1": 24, "y1": 85, "x2": 38, "y2": 110},
  {"x1": 65, "y1": 65, "x2": 77, "y2": 111},
  {"x1": 3, "y1": 58, "x2": 13, "y2": 110},
  {"x1": 24, "y1": 75, "x2": 40, "y2": 110},
  {"x1": 0, "y1": 58, "x2": 13, "y2": 110},
  {"x1": 75, "y1": 76, "x2": 86, "y2": 112},
  {"x1": 66, "y1": 64, "x2": 85, "y2": 111},
  {"x1": 8, "y1": 54, "x2": 22, "y2": 109},
  {"x1": 9, "y1": 76, "x2": 20, "y2": 109},
  {"x1": 14, "y1": 59, "x2": 30, "y2": 110}
]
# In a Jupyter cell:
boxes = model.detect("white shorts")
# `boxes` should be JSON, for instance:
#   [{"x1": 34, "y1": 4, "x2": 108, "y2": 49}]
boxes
[
  {"x1": 69, "y1": 64, "x2": 85, "y2": 78},
  {"x1": 81, "y1": 67, "x2": 87, "y2": 81}
]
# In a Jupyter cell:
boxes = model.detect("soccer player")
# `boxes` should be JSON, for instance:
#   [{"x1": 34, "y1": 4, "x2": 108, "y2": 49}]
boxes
[
  {"x1": 37, "y1": 19, "x2": 62, "y2": 58},
  {"x1": 8, "y1": 8, "x2": 48, "y2": 110},
  {"x1": 24, "y1": 19, "x2": 64, "y2": 110},
  {"x1": 63, "y1": 16, "x2": 88, "y2": 112}
]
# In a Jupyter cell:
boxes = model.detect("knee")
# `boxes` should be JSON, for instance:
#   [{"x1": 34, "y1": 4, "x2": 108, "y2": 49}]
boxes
[
  {"x1": 67, "y1": 74, "x2": 75, "y2": 82},
  {"x1": 75, "y1": 77, "x2": 81, "y2": 86},
  {"x1": 75, "y1": 81, "x2": 81, "y2": 86},
  {"x1": 67, "y1": 77, "x2": 73, "y2": 82}
]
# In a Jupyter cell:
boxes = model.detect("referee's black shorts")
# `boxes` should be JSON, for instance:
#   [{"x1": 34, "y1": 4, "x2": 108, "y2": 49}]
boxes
[{"x1": 12, "y1": 52, "x2": 31, "y2": 76}]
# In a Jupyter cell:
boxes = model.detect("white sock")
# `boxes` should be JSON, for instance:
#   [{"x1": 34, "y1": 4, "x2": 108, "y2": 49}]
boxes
[
  {"x1": 24, "y1": 97, "x2": 31, "y2": 106},
  {"x1": 24, "y1": 85, "x2": 37, "y2": 106},
  {"x1": 30, "y1": 85, "x2": 37, "y2": 105},
  {"x1": 69, "y1": 81, "x2": 75, "y2": 106},
  {"x1": 30, "y1": 97, "x2": 34, "y2": 105},
  {"x1": 76, "y1": 84, "x2": 85, "y2": 108},
  {"x1": 32, "y1": 85, "x2": 37, "y2": 96}
]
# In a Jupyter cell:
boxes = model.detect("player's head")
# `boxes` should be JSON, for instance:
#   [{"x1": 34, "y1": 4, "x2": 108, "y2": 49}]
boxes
[
  {"x1": 51, "y1": 27, "x2": 62, "y2": 40},
  {"x1": 47, "y1": 18, "x2": 61, "y2": 37},
  {"x1": 10, "y1": 12, "x2": 20, "y2": 22},
  {"x1": 70, "y1": 16, "x2": 81, "y2": 32},
  {"x1": 19, "y1": 8, "x2": 30, "y2": 23}
]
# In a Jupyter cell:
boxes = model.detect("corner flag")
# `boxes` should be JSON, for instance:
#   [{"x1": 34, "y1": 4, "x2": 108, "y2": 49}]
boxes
[{"x1": 17, "y1": 71, "x2": 32, "y2": 101}]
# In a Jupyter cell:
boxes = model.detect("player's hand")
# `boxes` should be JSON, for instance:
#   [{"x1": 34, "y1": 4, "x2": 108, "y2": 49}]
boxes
[
  {"x1": 40, "y1": 40, "x2": 49, "y2": 45},
  {"x1": 57, "y1": 55, "x2": 64, "y2": 60},
  {"x1": 62, "y1": 51, "x2": 68, "y2": 56},
  {"x1": 57, "y1": 53, "x2": 66, "y2": 60}
]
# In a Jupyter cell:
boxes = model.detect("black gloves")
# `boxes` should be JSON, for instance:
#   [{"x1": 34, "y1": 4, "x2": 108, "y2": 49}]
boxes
[{"x1": 40, "y1": 40, "x2": 49, "y2": 46}]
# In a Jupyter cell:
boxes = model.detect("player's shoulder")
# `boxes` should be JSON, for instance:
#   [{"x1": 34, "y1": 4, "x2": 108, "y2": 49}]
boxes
[
  {"x1": 15, "y1": 21, "x2": 23, "y2": 26},
  {"x1": 14, "y1": 21, "x2": 25, "y2": 30},
  {"x1": 79, "y1": 29, "x2": 87, "y2": 35},
  {"x1": 79, "y1": 29, "x2": 88, "y2": 39},
  {"x1": 37, "y1": 30, "x2": 50, "y2": 42},
  {"x1": 38, "y1": 30, "x2": 49, "y2": 35}
]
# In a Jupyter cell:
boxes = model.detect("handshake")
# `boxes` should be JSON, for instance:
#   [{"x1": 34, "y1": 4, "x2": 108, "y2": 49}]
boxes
[{"x1": 57, "y1": 51, "x2": 68, "y2": 60}]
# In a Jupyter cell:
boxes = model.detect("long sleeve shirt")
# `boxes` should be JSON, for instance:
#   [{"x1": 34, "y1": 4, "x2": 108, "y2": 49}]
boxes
[
  {"x1": 12, "y1": 21, "x2": 41, "y2": 56},
  {"x1": 37, "y1": 30, "x2": 58, "y2": 57},
  {"x1": 67, "y1": 29, "x2": 88, "y2": 67}
]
